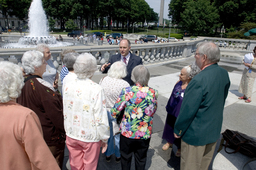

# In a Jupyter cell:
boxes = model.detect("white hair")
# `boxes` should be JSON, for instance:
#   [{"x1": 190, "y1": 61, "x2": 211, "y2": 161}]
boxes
[
  {"x1": 36, "y1": 43, "x2": 49, "y2": 53},
  {"x1": 0, "y1": 61, "x2": 24, "y2": 103},
  {"x1": 183, "y1": 62, "x2": 201, "y2": 79},
  {"x1": 108, "y1": 61, "x2": 127, "y2": 79},
  {"x1": 21, "y1": 50, "x2": 44, "y2": 75},
  {"x1": 131, "y1": 65, "x2": 149, "y2": 86},
  {"x1": 74, "y1": 53, "x2": 97, "y2": 79}
]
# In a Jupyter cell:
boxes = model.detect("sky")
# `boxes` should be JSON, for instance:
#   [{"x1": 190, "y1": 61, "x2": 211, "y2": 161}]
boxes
[{"x1": 145, "y1": 0, "x2": 170, "y2": 20}]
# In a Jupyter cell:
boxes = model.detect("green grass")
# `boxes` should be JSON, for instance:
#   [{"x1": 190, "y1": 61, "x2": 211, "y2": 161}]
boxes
[{"x1": 52, "y1": 27, "x2": 185, "y2": 39}]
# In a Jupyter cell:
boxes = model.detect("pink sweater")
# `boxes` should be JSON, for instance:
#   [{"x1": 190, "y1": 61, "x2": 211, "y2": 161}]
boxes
[{"x1": 0, "y1": 101, "x2": 60, "y2": 170}]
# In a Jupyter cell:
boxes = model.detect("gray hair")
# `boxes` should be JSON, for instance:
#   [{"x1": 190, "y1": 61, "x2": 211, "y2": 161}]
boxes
[
  {"x1": 183, "y1": 63, "x2": 201, "y2": 79},
  {"x1": 21, "y1": 50, "x2": 44, "y2": 74},
  {"x1": 36, "y1": 43, "x2": 49, "y2": 53},
  {"x1": 59, "y1": 49, "x2": 76, "y2": 61},
  {"x1": 131, "y1": 65, "x2": 149, "y2": 86},
  {"x1": 108, "y1": 61, "x2": 127, "y2": 79},
  {"x1": 197, "y1": 41, "x2": 220, "y2": 63},
  {"x1": 63, "y1": 52, "x2": 79, "y2": 70},
  {"x1": 0, "y1": 61, "x2": 24, "y2": 103},
  {"x1": 74, "y1": 53, "x2": 97, "y2": 79}
]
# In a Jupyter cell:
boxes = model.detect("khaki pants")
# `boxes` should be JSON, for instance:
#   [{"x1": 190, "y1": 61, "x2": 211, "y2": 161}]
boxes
[{"x1": 180, "y1": 139, "x2": 217, "y2": 170}]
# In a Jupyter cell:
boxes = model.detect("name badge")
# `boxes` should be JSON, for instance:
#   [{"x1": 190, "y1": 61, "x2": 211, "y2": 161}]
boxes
[{"x1": 181, "y1": 92, "x2": 184, "y2": 98}]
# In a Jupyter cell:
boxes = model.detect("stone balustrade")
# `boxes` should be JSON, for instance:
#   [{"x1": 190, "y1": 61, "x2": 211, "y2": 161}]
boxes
[{"x1": 0, "y1": 37, "x2": 256, "y2": 65}]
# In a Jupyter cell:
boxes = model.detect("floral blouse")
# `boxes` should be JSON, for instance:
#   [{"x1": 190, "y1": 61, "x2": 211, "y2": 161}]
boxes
[
  {"x1": 111, "y1": 83, "x2": 158, "y2": 140},
  {"x1": 63, "y1": 78, "x2": 110, "y2": 143}
]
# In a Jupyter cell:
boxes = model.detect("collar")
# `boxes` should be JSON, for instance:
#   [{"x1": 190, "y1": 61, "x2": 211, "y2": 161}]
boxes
[
  {"x1": 121, "y1": 53, "x2": 130, "y2": 59},
  {"x1": 202, "y1": 63, "x2": 215, "y2": 70},
  {"x1": 135, "y1": 83, "x2": 147, "y2": 87}
]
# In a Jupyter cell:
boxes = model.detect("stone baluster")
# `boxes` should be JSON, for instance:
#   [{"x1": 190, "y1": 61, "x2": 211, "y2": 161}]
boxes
[
  {"x1": 138, "y1": 49, "x2": 145, "y2": 63},
  {"x1": 169, "y1": 47, "x2": 174, "y2": 58},
  {"x1": 178, "y1": 46, "x2": 182, "y2": 57},
  {"x1": 172, "y1": 46, "x2": 177, "y2": 58},
  {"x1": 100, "y1": 51, "x2": 110, "y2": 64},
  {"x1": 154, "y1": 47, "x2": 159, "y2": 61},
  {"x1": 159, "y1": 47, "x2": 165, "y2": 60},
  {"x1": 164, "y1": 47, "x2": 169, "y2": 60},
  {"x1": 154, "y1": 48, "x2": 160, "y2": 61},
  {"x1": 150, "y1": 47, "x2": 156, "y2": 62},
  {"x1": 144, "y1": 48, "x2": 150, "y2": 63}
]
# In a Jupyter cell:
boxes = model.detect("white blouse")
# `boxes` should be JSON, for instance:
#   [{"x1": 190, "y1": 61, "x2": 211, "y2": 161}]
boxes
[
  {"x1": 63, "y1": 77, "x2": 110, "y2": 143},
  {"x1": 62, "y1": 72, "x2": 77, "y2": 94},
  {"x1": 99, "y1": 76, "x2": 130, "y2": 111},
  {"x1": 42, "y1": 59, "x2": 57, "y2": 87}
]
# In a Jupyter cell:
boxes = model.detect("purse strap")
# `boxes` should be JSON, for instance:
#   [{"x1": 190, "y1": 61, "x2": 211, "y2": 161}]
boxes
[
  {"x1": 242, "y1": 158, "x2": 256, "y2": 170},
  {"x1": 223, "y1": 133, "x2": 246, "y2": 154}
]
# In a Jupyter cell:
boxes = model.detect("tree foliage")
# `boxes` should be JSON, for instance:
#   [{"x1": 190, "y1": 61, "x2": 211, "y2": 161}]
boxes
[
  {"x1": 0, "y1": 0, "x2": 158, "y2": 30},
  {"x1": 180, "y1": 0, "x2": 219, "y2": 35},
  {"x1": 214, "y1": 0, "x2": 256, "y2": 28},
  {"x1": 169, "y1": 0, "x2": 256, "y2": 35},
  {"x1": 0, "y1": 0, "x2": 31, "y2": 24}
]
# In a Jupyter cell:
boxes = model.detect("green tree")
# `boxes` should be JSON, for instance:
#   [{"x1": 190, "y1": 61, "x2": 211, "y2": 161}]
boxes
[
  {"x1": 129, "y1": 0, "x2": 139, "y2": 26},
  {"x1": 169, "y1": 0, "x2": 188, "y2": 25},
  {"x1": 147, "y1": 8, "x2": 158, "y2": 23},
  {"x1": 43, "y1": 0, "x2": 73, "y2": 30},
  {"x1": 65, "y1": 19, "x2": 78, "y2": 30},
  {"x1": 180, "y1": 0, "x2": 219, "y2": 35},
  {"x1": 214, "y1": 0, "x2": 256, "y2": 29},
  {"x1": 113, "y1": 0, "x2": 130, "y2": 29},
  {"x1": 0, "y1": 0, "x2": 31, "y2": 28},
  {"x1": 48, "y1": 17, "x2": 56, "y2": 30}
]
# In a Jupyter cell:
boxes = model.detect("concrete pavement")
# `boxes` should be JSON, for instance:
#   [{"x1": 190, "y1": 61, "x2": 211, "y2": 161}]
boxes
[{"x1": 62, "y1": 56, "x2": 256, "y2": 170}]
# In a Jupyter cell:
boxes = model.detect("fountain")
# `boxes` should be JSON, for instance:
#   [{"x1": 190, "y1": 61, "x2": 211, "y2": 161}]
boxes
[{"x1": 1, "y1": 0, "x2": 72, "y2": 48}]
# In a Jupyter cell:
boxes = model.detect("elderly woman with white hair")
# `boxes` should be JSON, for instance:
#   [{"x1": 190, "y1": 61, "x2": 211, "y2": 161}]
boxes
[
  {"x1": 0, "y1": 61, "x2": 60, "y2": 170},
  {"x1": 17, "y1": 50, "x2": 65, "y2": 168},
  {"x1": 161, "y1": 63, "x2": 200, "y2": 157},
  {"x1": 62, "y1": 53, "x2": 110, "y2": 170},
  {"x1": 111, "y1": 65, "x2": 158, "y2": 170},
  {"x1": 36, "y1": 44, "x2": 59, "y2": 89},
  {"x1": 99, "y1": 61, "x2": 130, "y2": 163}
]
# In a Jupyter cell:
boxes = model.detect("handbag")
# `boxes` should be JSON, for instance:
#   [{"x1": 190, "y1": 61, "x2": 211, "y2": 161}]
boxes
[
  {"x1": 112, "y1": 120, "x2": 120, "y2": 135},
  {"x1": 221, "y1": 129, "x2": 256, "y2": 158}
]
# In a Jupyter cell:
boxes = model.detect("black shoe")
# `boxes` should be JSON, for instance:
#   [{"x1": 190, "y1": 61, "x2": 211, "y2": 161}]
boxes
[
  {"x1": 106, "y1": 156, "x2": 111, "y2": 162},
  {"x1": 116, "y1": 157, "x2": 121, "y2": 163}
]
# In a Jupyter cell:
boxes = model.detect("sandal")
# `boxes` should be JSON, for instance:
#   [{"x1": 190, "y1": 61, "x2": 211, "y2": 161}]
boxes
[
  {"x1": 175, "y1": 150, "x2": 181, "y2": 157},
  {"x1": 162, "y1": 143, "x2": 173, "y2": 151},
  {"x1": 245, "y1": 99, "x2": 251, "y2": 103},
  {"x1": 238, "y1": 96, "x2": 247, "y2": 100}
]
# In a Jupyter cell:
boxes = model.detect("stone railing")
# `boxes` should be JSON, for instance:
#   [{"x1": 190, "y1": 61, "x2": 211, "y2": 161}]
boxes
[
  {"x1": 200, "y1": 37, "x2": 256, "y2": 51},
  {"x1": 0, "y1": 36, "x2": 255, "y2": 65},
  {"x1": 0, "y1": 39, "x2": 199, "y2": 65}
]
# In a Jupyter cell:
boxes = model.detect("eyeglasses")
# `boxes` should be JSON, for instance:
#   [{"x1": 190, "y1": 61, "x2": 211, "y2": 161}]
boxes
[{"x1": 194, "y1": 53, "x2": 204, "y2": 56}]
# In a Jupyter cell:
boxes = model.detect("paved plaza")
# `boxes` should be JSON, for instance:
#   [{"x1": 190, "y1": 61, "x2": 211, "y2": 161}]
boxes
[
  {"x1": 1, "y1": 33, "x2": 255, "y2": 169},
  {"x1": 60, "y1": 56, "x2": 256, "y2": 170}
]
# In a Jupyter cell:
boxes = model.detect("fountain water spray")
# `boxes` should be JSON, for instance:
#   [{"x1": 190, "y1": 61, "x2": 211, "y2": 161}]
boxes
[{"x1": 2, "y1": 0, "x2": 72, "y2": 48}]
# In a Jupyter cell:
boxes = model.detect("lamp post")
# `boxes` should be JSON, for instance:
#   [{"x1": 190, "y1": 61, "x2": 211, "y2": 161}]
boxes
[
  {"x1": 168, "y1": 22, "x2": 172, "y2": 41},
  {"x1": 221, "y1": 25, "x2": 224, "y2": 38}
]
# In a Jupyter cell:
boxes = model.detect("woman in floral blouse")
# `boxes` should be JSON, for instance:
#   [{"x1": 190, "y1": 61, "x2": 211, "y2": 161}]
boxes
[
  {"x1": 111, "y1": 65, "x2": 158, "y2": 170},
  {"x1": 63, "y1": 53, "x2": 110, "y2": 170}
]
